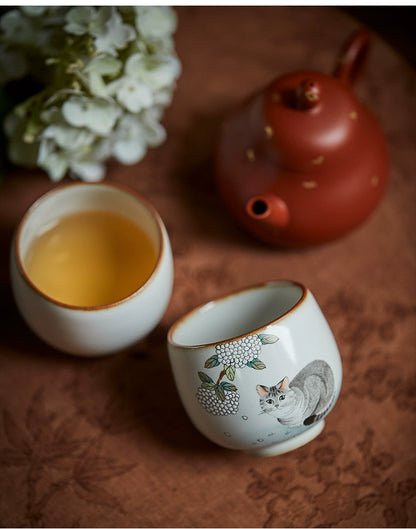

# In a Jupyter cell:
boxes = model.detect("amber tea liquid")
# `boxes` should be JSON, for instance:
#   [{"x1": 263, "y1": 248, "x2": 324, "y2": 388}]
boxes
[{"x1": 24, "y1": 210, "x2": 158, "y2": 306}]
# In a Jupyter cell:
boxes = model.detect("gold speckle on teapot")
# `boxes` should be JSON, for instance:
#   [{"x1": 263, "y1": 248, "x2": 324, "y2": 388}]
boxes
[
  {"x1": 312, "y1": 155, "x2": 324, "y2": 165},
  {"x1": 246, "y1": 149, "x2": 255, "y2": 162},
  {"x1": 371, "y1": 175, "x2": 379, "y2": 187},
  {"x1": 271, "y1": 92, "x2": 281, "y2": 103},
  {"x1": 349, "y1": 111, "x2": 358, "y2": 120},
  {"x1": 305, "y1": 91, "x2": 319, "y2": 102},
  {"x1": 302, "y1": 180, "x2": 318, "y2": 189},
  {"x1": 265, "y1": 125, "x2": 274, "y2": 139}
]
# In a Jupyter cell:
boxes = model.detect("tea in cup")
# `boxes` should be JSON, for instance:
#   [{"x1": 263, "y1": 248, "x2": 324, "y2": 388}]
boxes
[
  {"x1": 10, "y1": 182, "x2": 173, "y2": 356},
  {"x1": 168, "y1": 280, "x2": 342, "y2": 456}
]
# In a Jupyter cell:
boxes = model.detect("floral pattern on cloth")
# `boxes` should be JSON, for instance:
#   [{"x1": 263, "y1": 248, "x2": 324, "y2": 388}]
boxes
[
  {"x1": 247, "y1": 428, "x2": 416, "y2": 527},
  {"x1": 0, "y1": 388, "x2": 136, "y2": 526}
]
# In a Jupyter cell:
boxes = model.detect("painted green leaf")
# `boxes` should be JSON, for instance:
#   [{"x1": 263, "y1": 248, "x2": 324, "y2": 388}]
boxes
[
  {"x1": 225, "y1": 364, "x2": 236, "y2": 381},
  {"x1": 204, "y1": 355, "x2": 220, "y2": 368},
  {"x1": 258, "y1": 334, "x2": 279, "y2": 345},
  {"x1": 220, "y1": 381, "x2": 237, "y2": 392},
  {"x1": 202, "y1": 382, "x2": 216, "y2": 391},
  {"x1": 247, "y1": 358, "x2": 266, "y2": 370},
  {"x1": 198, "y1": 371, "x2": 214, "y2": 384},
  {"x1": 215, "y1": 385, "x2": 226, "y2": 402}
]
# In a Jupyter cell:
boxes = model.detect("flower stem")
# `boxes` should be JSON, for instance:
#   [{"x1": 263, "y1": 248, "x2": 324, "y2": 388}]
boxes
[{"x1": 216, "y1": 369, "x2": 226, "y2": 385}]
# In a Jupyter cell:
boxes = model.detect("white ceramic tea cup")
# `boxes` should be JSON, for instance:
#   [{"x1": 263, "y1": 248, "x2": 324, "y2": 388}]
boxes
[
  {"x1": 10, "y1": 182, "x2": 173, "y2": 356},
  {"x1": 168, "y1": 280, "x2": 342, "y2": 456}
]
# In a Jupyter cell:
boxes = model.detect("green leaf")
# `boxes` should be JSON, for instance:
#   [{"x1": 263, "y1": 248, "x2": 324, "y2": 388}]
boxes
[
  {"x1": 198, "y1": 371, "x2": 214, "y2": 384},
  {"x1": 215, "y1": 385, "x2": 226, "y2": 402},
  {"x1": 204, "y1": 355, "x2": 220, "y2": 368},
  {"x1": 247, "y1": 358, "x2": 266, "y2": 370},
  {"x1": 201, "y1": 382, "x2": 216, "y2": 391},
  {"x1": 225, "y1": 364, "x2": 236, "y2": 381},
  {"x1": 258, "y1": 334, "x2": 279, "y2": 345},
  {"x1": 220, "y1": 381, "x2": 237, "y2": 392}
]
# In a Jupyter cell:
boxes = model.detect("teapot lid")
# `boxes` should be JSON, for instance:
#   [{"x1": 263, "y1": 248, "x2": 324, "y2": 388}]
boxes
[
  {"x1": 263, "y1": 30, "x2": 372, "y2": 172},
  {"x1": 264, "y1": 71, "x2": 361, "y2": 172}
]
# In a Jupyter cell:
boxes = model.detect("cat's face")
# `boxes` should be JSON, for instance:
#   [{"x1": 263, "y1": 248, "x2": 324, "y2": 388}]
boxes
[
  {"x1": 259, "y1": 388, "x2": 288, "y2": 413},
  {"x1": 257, "y1": 376, "x2": 293, "y2": 417}
]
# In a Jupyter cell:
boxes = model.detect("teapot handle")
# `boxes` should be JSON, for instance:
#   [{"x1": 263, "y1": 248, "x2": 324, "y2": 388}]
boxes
[{"x1": 333, "y1": 29, "x2": 371, "y2": 86}]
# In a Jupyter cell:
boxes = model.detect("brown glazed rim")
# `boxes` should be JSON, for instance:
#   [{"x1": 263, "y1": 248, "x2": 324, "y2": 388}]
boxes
[
  {"x1": 14, "y1": 181, "x2": 166, "y2": 312},
  {"x1": 167, "y1": 280, "x2": 308, "y2": 349}
]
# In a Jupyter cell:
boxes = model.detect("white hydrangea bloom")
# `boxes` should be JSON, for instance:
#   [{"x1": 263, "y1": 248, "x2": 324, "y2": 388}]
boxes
[
  {"x1": 42, "y1": 124, "x2": 95, "y2": 151},
  {"x1": 20, "y1": 6, "x2": 48, "y2": 17},
  {"x1": 126, "y1": 53, "x2": 181, "y2": 90},
  {"x1": 65, "y1": 7, "x2": 136, "y2": 57},
  {"x1": 64, "y1": 6, "x2": 98, "y2": 36},
  {"x1": 90, "y1": 137, "x2": 113, "y2": 164},
  {"x1": 134, "y1": 7, "x2": 177, "y2": 40},
  {"x1": 0, "y1": 9, "x2": 24, "y2": 34},
  {"x1": 1, "y1": 6, "x2": 181, "y2": 181},
  {"x1": 38, "y1": 136, "x2": 105, "y2": 182},
  {"x1": 111, "y1": 115, "x2": 147, "y2": 165},
  {"x1": 152, "y1": 88, "x2": 174, "y2": 107},
  {"x1": 93, "y1": 8, "x2": 136, "y2": 56},
  {"x1": 107, "y1": 77, "x2": 153, "y2": 113},
  {"x1": 0, "y1": 9, "x2": 36, "y2": 44},
  {"x1": 83, "y1": 54, "x2": 122, "y2": 95},
  {"x1": 140, "y1": 108, "x2": 167, "y2": 147},
  {"x1": 62, "y1": 95, "x2": 122, "y2": 135},
  {"x1": 68, "y1": 160, "x2": 105, "y2": 182},
  {"x1": 38, "y1": 139, "x2": 71, "y2": 181}
]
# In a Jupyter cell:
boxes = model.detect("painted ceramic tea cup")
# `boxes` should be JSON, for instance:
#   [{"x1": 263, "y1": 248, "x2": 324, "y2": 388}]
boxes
[
  {"x1": 168, "y1": 280, "x2": 342, "y2": 456},
  {"x1": 10, "y1": 182, "x2": 173, "y2": 356}
]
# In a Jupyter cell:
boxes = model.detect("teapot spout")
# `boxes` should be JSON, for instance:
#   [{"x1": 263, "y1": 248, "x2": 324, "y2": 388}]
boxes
[{"x1": 246, "y1": 194, "x2": 290, "y2": 228}]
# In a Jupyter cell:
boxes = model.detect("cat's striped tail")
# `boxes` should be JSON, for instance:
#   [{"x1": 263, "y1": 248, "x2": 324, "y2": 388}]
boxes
[{"x1": 303, "y1": 395, "x2": 334, "y2": 426}]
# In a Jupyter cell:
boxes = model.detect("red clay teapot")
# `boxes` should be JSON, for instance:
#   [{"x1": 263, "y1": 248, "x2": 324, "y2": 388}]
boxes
[{"x1": 215, "y1": 30, "x2": 390, "y2": 247}]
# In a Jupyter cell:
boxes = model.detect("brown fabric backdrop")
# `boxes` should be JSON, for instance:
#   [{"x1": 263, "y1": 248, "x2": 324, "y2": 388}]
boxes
[{"x1": 0, "y1": 7, "x2": 415, "y2": 528}]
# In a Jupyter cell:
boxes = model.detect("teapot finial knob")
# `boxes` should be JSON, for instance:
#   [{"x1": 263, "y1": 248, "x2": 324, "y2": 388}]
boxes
[{"x1": 295, "y1": 79, "x2": 320, "y2": 110}]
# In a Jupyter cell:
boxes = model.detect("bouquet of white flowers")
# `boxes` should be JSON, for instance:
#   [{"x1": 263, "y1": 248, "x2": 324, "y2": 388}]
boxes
[{"x1": 0, "y1": 6, "x2": 181, "y2": 181}]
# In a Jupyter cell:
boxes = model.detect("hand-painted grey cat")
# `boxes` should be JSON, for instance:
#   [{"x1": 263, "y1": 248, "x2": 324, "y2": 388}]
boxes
[{"x1": 256, "y1": 359, "x2": 335, "y2": 427}]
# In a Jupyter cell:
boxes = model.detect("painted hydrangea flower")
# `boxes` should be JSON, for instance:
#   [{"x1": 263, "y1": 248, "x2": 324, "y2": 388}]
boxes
[
  {"x1": 197, "y1": 333, "x2": 279, "y2": 416},
  {"x1": 196, "y1": 386, "x2": 240, "y2": 416},
  {"x1": 216, "y1": 335, "x2": 264, "y2": 369},
  {"x1": 0, "y1": 6, "x2": 181, "y2": 181}
]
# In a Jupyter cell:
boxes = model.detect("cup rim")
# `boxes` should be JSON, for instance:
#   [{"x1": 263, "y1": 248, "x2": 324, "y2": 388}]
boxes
[
  {"x1": 13, "y1": 181, "x2": 167, "y2": 312},
  {"x1": 168, "y1": 279, "x2": 308, "y2": 349}
]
